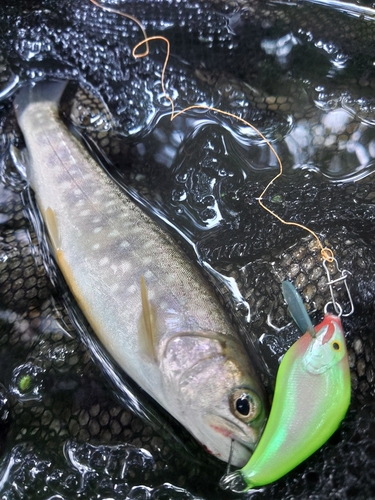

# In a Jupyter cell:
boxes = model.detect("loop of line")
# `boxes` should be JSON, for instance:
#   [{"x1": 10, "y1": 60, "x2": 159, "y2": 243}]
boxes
[{"x1": 90, "y1": 0, "x2": 334, "y2": 262}]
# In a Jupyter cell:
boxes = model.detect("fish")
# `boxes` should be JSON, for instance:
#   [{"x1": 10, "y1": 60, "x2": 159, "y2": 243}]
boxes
[
  {"x1": 13, "y1": 80, "x2": 267, "y2": 467},
  {"x1": 222, "y1": 280, "x2": 351, "y2": 490}
]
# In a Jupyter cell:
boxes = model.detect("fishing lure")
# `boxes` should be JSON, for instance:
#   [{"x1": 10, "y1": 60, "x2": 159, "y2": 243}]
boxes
[{"x1": 222, "y1": 280, "x2": 351, "y2": 491}]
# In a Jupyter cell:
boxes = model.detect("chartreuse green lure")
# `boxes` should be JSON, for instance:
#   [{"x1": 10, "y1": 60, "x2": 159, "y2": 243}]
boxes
[{"x1": 222, "y1": 280, "x2": 351, "y2": 492}]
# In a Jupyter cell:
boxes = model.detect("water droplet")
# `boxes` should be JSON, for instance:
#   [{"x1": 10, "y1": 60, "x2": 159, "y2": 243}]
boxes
[
  {"x1": 171, "y1": 188, "x2": 187, "y2": 202},
  {"x1": 235, "y1": 301, "x2": 250, "y2": 317},
  {"x1": 200, "y1": 208, "x2": 217, "y2": 221},
  {"x1": 0, "y1": 72, "x2": 19, "y2": 101},
  {"x1": 18, "y1": 40, "x2": 42, "y2": 61},
  {"x1": 176, "y1": 172, "x2": 188, "y2": 183}
]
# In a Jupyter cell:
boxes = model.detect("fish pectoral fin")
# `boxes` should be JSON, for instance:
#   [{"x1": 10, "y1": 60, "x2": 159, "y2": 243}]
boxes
[
  {"x1": 138, "y1": 276, "x2": 159, "y2": 362},
  {"x1": 44, "y1": 206, "x2": 61, "y2": 252}
]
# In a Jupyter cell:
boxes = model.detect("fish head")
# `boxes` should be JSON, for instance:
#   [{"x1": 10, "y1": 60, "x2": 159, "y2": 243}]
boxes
[
  {"x1": 302, "y1": 314, "x2": 348, "y2": 375},
  {"x1": 160, "y1": 332, "x2": 267, "y2": 467},
  {"x1": 204, "y1": 367, "x2": 267, "y2": 467}
]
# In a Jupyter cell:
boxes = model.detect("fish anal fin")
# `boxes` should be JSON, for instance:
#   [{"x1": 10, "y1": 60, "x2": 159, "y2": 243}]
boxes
[
  {"x1": 44, "y1": 206, "x2": 61, "y2": 252},
  {"x1": 139, "y1": 276, "x2": 158, "y2": 362}
]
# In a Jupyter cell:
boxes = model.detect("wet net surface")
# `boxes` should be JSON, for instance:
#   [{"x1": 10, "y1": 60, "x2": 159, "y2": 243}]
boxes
[{"x1": 0, "y1": 0, "x2": 375, "y2": 498}]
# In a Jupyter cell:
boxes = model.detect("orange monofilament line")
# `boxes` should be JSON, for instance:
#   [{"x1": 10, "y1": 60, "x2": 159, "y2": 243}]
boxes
[
  {"x1": 90, "y1": 0, "x2": 334, "y2": 263},
  {"x1": 90, "y1": 0, "x2": 149, "y2": 56}
]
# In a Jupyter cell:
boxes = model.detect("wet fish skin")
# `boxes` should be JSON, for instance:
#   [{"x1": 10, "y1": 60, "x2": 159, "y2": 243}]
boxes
[{"x1": 13, "y1": 81, "x2": 267, "y2": 467}]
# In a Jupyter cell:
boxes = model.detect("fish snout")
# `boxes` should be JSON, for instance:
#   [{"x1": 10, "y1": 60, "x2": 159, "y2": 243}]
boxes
[{"x1": 207, "y1": 395, "x2": 266, "y2": 467}]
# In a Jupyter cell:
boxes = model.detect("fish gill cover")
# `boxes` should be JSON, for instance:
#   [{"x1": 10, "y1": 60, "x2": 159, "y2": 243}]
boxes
[{"x1": 0, "y1": 0, "x2": 375, "y2": 498}]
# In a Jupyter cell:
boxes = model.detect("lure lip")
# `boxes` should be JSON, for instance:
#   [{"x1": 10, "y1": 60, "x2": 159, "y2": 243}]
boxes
[{"x1": 282, "y1": 280, "x2": 317, "y2": 338}]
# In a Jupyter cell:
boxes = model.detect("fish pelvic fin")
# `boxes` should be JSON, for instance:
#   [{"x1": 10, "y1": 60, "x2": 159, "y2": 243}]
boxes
[
  {"x1": 45, "y1": 206, "x2": 62, "y2": 252},
  {"x1": 139, "y1": 276, "x2": 158, "y2": 362}
]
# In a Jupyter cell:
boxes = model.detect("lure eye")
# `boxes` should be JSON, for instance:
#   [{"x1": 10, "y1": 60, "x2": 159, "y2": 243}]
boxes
[
  {"x1": 331, "y1": 340, "x2": 341, "y2": 351},
  {"x1": 231, "y1": 389, "x2": 260, "y2": 423}
]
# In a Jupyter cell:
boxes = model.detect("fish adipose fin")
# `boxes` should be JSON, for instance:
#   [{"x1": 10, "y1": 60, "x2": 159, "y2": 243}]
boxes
[{"x1": 139, "y1": 276, "x2": 158, "y2": 362}]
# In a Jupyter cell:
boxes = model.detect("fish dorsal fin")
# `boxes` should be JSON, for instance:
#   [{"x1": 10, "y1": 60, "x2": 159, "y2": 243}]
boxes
[
  {"x1": 44, "y1": 206, "x2": 61, "y2": 252},
  {"x1": 139, "y1": 276, "x2": 158, "y2": 362}
]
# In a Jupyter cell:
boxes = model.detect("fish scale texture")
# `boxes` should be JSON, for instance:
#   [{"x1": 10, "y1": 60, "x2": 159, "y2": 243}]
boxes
[{"x1": 0, "y1": 0, "x2": 375, "y2": 498}]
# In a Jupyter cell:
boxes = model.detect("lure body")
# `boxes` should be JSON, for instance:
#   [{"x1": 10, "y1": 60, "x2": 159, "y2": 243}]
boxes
[{"x1": 231, "y1": 282, "x2": 351, "y2": 490}]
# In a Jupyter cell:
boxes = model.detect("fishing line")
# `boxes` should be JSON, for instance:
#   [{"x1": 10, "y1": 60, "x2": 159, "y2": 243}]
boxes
[
  {"x1": 89, "y1": 0, "x2": 355, "y2": 314},
  {"x1": 90, "y1": 0, "x2": 332, "y2": 262},
  {"x1": 89, "y1": 0, "x2": 149, "y2": 56}
]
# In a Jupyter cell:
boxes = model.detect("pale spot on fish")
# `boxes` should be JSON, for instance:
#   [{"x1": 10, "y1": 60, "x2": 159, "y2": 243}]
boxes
[
  {"x1": 93, "y1": 227, "x2": 103, "y2": 234},
  {"x1": 159, "y1": 300, "x2": 168, "y2": 310},
  {"x1": 141, "y1": 256, "x2": 152, "y2": 267},
  {"x1": 143, "y1": 240, "x2": 156, "y2": 250},
  {"x1": 99, "y1": 257, "x2": 109, "y2": 266},
  {"x1": 120, "y1": 261, "x2": 130, "y2": 273},
  {"x1": 109, "y1": 229, "x2": 120, "y2": 238},
  {"x1": 59, "y1": 181, "x2": 74, "y2": 191},
  {"x1": 120, "y1": 240, "x2": 130, "y2": 249},
  {"x1": 80, "y1": 209, "x2": 91, "y2": 217},
  {"x1": 143, "y1": 270, "x2": 155, "y2": 280},
  {"x1": 93, "y1": 243, "x2": 100, "y2": 250}
]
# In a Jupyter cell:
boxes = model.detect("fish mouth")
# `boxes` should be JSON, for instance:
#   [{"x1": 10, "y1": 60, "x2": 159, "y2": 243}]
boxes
[{"x1": 208, "y1": 415, "x2": 257, "y2": 466}]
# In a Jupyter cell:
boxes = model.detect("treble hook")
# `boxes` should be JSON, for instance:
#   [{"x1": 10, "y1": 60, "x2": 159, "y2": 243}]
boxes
[{"x1": 323, "y1": 258, "x2": 354, "y2": 317}]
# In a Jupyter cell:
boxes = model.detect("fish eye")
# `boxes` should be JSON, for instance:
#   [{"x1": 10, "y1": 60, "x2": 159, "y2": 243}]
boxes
[
  {"x1": 331, "y1": 341, "x2": 341, "y2": 351},
  {"x1": 236, "y1": 396, "x2": 250, "y2": 416},
  {"x1": 230, "y1": 389, "x2": 260, "y2": 423}
]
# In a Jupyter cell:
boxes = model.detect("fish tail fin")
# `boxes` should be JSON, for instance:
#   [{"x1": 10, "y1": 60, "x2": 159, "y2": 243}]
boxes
[{"x1": 14, "y1": 81, "x2": 68, "y2": 118}]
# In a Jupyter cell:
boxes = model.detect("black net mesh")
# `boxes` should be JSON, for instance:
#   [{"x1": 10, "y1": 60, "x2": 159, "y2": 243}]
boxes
[{"x1": 0, "y1": 0, "x2": 375, "y2": 498}]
